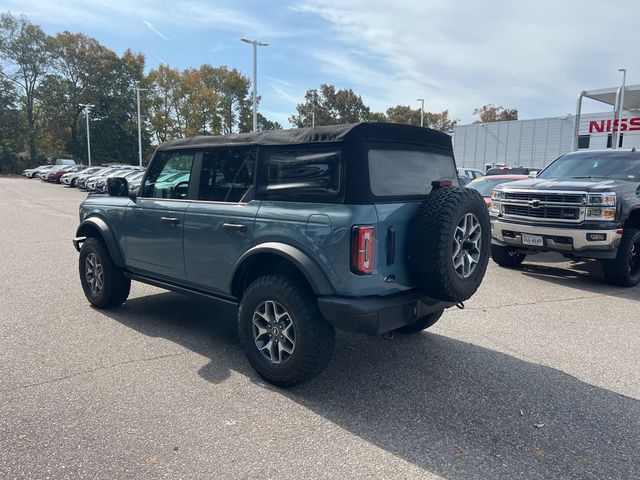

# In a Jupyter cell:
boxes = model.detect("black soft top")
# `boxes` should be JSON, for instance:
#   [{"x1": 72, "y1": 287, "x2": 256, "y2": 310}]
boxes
[{"x1": 156, "y1": 122, "x2": 452, "y2": 151}]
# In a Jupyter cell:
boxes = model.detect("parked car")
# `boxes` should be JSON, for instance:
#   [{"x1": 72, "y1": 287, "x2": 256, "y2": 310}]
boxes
[
  {"x1": 76, "y1": 168, "x2": 117, "y2": 189},
  {"x1": 93, "y1": 170, "x2": 142, "y2": 193},
  {"x1": 467, "y1": 175, "x2": 528, "y2": 208},
  {"x1": 490, "y1": 149, "x2": 640, "y2": 286},
  {"x1": 458, "y1": 174, "x2": 472, "y2": 186},
  {"x1": 62, "y1": 166, "x2": 103, "y2": 187},
  {"x1": 37, "y1": 165, "x2": 62, "y2": 180},
  {"x1": 73, "y1": 123, "x2": 490, "y2": 386},
  {"x1": 28, "y1": 165, "x2": 56, "y2": 178},
  {"x1": 46, "y1": 165, "x2": 81, "y2": 183},
  {"x1": 485, "y1": 166, "x2": 534, "y2": 176},
  {"x1": 457, "y1": 167, "x2": 484, "y2": 180},
  {"x1": 41, "y1": 165, "x2": 69, "y2": 181},
  {"x1": 55, "y1": 159, "x2": 76, "y2": 166}
]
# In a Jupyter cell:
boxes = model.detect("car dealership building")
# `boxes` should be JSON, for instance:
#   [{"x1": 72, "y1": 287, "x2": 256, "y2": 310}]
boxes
[{"x1": 454, "y1": 83, "x2": 640, "y2": 171}]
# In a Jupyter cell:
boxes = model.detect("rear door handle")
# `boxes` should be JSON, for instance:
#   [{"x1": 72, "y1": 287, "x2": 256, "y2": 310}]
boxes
[
  {"x1": 223, "y1": 223, "x2": 247, "y2": 232},
  {"x1": 160, "y1": 216, "x2": 180, "y2": 225}
]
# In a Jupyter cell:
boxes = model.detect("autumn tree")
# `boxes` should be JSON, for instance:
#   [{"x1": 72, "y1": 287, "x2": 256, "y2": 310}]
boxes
[
  {"x1": 147, "y1": 64, "x2": 277, "y2": 139},
  {"x1": 473, "y1": 104, "x2": 518, "y2": 123},
  {"x1": 386, "y1": 105, "x2": 458, "y2": 132},
  {"x1": 289, "y1": 84, "x2": 371, "y2": 127},
  {"x1": 0, "y1": 12, "x2": 50, "y2": 162}
]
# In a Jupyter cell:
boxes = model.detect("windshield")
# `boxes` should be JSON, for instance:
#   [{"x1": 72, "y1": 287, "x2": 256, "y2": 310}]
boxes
[
  {"x1": 468, "y1": 177, "x2": 520, "y2": 196},
  {"x1": 539, "y1": 151, "x2": 640, "y2": 181}
]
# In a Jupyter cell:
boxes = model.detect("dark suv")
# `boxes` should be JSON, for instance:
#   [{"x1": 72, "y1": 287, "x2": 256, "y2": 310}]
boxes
[{"x1": 73, "y1": 123, "x2": 490, "y2": 386}]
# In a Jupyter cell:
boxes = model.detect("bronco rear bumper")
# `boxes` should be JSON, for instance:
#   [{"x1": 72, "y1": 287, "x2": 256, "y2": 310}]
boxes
[{"x1": 317, "y1": 291, "x2": 455, "y2": 336}]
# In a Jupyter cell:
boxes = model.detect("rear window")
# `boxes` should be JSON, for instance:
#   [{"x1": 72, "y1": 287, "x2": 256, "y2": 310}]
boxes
[{"x1": 368, "y1": 149, "x2": 457, "y2": 197}]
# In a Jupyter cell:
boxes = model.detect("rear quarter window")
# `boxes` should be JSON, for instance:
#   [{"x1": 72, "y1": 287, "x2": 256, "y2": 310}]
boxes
[
  {"x1": 368, "y1": 149, "x2": 458, "y2": 197},
  {"x1": 267, "y1": 149, "x2": 341, "y2": 196}
]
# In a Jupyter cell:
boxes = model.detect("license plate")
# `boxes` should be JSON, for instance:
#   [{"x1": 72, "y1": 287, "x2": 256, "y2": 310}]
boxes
[{"x1": 522, "y1": 233, "x2": 544, "y2": 247}]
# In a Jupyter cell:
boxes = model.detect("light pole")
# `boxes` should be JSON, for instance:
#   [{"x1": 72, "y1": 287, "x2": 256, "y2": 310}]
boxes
[
  {"x1": 79, "y1": 103, "x2": 94, "y2": 166},
  {"x1": 312, "y1": 111, "x2": 315, "y2": 127},
  {"x1": 132, "y1": 81, "x2": 148, "y2": 167},
  {"x1": 615, "y1": 68, "x2": 626, "y2": 149},
  {"x1": 241, "y1": 38, "x2": 269, "y2": 132},
  {"x1": 417, "y1": 98, "x2": 424, "y2": 127}
]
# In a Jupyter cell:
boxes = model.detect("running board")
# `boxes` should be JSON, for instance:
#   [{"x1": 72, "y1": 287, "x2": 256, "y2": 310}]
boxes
[{"x1": 124, "y1": 272, "x2": 239, "y2": 307}]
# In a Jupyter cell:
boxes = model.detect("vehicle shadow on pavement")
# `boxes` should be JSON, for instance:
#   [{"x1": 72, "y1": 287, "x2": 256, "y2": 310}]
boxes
[
  {"x1": 102, "y1": 292, "x2": 244, "y2": 384},
  {"x1": 103, "y1": 292, "x2": 640, "y2": 479},
  {"x1": 518, "y1": 258, "x2": 640, "y2": 301}
]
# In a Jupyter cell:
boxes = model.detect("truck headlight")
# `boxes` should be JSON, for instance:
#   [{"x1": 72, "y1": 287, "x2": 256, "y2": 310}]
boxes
[
  {"x1": 585, "y1": 193, "x2": 616, "y2": 220},
  {"x1": 491, "y1": 190, "x2": 504, "y2": 200},
  {"x1": 587, "y1": 192, "x2": 616, "y2": 207},
  {"x1": 585, "y1": 207, "x2": 616, "y2": 220}
]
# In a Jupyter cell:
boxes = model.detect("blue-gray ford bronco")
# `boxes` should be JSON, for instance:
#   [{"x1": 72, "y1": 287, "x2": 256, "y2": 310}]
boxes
[{"x1": 74, "y1": 123, "x2": 490, "y2": 386}]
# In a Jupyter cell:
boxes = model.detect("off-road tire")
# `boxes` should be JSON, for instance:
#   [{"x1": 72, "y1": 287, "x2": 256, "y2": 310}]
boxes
[
  {"x1": 491, "y1": 244, "x2": 527, "y2": 267},
  {"x1": 238, "y1": 275, "x2": 335, "y2": 387},
  {"x1": 408, "y1": 186, "x2": 491, "y2": 303},
  {"x1": 602, "y1": 228, "x2": 640, "y2": 287},
  {"x1": 394, "y1": 309, "x2": 444, "y2": 334},
  {"x1": 79, "y1": 237, "x2": 130, "y2": 308}
]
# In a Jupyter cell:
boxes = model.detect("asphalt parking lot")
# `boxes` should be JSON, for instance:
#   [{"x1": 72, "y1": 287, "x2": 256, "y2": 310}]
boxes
[{"x1": 0, "y1": 176, "x2": 638, "y2": 480}]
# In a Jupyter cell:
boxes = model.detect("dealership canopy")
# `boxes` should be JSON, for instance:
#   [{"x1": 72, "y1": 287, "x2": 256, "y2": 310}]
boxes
[
  {"x1": 574, "y1": 83, "x2": 640, "y2": 149},
  {"x1": 582, "y1": 84, "x2": 640, "y2": 112}
]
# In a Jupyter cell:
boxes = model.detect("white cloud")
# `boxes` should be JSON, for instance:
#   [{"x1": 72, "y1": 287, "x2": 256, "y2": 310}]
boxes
[
  {"x1": 143, "y1": 20, "x2": 169, "y2": 40},
  {"x1": 271, "y1": 84, "x2": 300, "y2": 105},
  {"x1": 295, "y1": 0, "x2": 640, "y2": 122}
]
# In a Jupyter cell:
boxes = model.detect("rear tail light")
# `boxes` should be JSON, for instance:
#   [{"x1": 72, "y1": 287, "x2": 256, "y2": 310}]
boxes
[{"x1": 351, "y1": 226, "x2": 375, "y2": 275}]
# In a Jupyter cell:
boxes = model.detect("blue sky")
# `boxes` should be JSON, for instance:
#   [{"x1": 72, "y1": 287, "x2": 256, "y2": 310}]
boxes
[{"x1": 1, "y1": 0, "x2": 639, "y2": 127}]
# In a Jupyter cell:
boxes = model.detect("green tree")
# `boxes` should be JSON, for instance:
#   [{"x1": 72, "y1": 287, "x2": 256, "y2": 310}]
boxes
[
  {"x1": 473, "y1": 104, "x2": 518, "y2": 123},
  {"x1": 147, "y1": 64, "x2": 183, "y2": 143},
  {"x1": 365, "y1": 111, "x2": 388, "y2": 123},
  {"x1": 0, "y1": 74, "x2": 26, "y2": 173},
  {"x1": 257, "y1": 113, "x2": 282, "y2": 131},
  {"x1": 38, "y1": 32, "x2": 148, "y2": 164},
  {"x1": 289, "y1": 84, "x2": 371, "y2": 127},
  {"x1": 0, "y1": 12, "x2": 50, "y2": 162}
]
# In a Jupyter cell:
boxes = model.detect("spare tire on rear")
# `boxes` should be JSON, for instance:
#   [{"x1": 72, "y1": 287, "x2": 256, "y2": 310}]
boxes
[{"x1": 408, "y1": 186, "x2": 490, "y2": 303}]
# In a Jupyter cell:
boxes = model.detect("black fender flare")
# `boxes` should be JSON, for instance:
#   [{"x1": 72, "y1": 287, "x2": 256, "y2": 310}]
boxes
[
  {"x1": 230, "y1": 242, "x2": 335, "y2": 296},
  {"x1": 74, "y1": 216, "x2": 125, "y2": 267}
]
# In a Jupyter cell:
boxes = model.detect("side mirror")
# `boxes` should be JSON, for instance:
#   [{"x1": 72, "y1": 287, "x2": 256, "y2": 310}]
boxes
[
  {"x1": 128, "y1": 185, "x2": 139, "y2": 201},
  {"x1": 107, "y1": 177, "x2": 129, "y2": 197},
  {"x1": 529, "y1": 171, "x2": 539, "y2": 178}
]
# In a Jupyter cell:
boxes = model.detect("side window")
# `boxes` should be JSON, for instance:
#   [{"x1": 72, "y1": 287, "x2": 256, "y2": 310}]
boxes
[
  {"x1": 141, "y1": 151, "x2": 194, "y2": 199},
  {"x1": 198, "y1": 148, "x2": 256, "y2": 202},
  {"x1": 267, "y1": 149, "x2": 340, "y2": 196}
]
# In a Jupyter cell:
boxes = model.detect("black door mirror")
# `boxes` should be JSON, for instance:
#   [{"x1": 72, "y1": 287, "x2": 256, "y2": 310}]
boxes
[
  {"x1": 107, "y1": 177, "x2": 129, "y2": 197},
  {"x1": 128, "y1": 185, "x2": 139, "y2": 201}
]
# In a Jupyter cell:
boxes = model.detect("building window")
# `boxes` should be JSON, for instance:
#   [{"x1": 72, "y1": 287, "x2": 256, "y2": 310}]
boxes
[
  {"x1": 578, "y1": 135, "x2": 590, "y2": 149},
  {"x1": 607, "y1": 134, "x2": 623, "y2": 149}
]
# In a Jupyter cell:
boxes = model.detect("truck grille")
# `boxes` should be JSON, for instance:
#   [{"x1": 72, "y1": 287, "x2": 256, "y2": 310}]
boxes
[
  {"x1": 503, "y1": 192, "x2": 584, "y2": 204},
  {"x1": 498, "y1": 190, "x2": 587, "y2": 223},
  {"x1": 503, "y1": 205, "x2": 580, "y2": 220}
]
